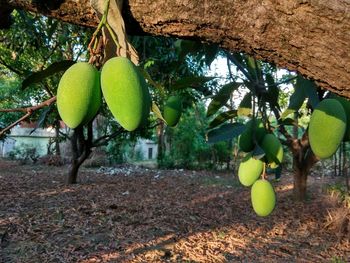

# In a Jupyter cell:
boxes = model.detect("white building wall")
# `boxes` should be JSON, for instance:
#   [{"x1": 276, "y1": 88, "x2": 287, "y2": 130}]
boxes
[
  {"x1": 1, "y1": 126, "x2": 57, "y2": 157},
  {"x1": 134, "y1": 139, "x2": 158, "y2": 160}
]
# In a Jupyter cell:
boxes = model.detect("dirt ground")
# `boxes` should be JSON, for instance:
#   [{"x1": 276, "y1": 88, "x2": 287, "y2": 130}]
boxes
[{"x1": 0, "y1": 159, "x2": 349, "y2": 263}]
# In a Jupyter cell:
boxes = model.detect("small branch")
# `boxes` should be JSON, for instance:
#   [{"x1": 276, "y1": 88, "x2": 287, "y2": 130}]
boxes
[
  {"x1": 0, "y1": 112, "x2": 31, "y2": 135},
  {"x1": 92, "y1": 129, "x2": 124, "y2": 147},
  {"x1": 226, "y1": 56, "x2": 235, "y2": 81},
  {"x1": 0, "y1": 96, "x2": 56, "y2": 136}
]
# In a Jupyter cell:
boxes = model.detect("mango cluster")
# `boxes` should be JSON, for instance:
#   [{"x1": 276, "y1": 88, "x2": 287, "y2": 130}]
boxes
[
  {"x1": 57, "y1": 57, "x2": 151, "y2": 131},
  {"x1": 309, "y1": 98, "x2": 348, "y2": 159},
  {"x1": 237, "y1": 119, "x2": 283, "y2": 217}
]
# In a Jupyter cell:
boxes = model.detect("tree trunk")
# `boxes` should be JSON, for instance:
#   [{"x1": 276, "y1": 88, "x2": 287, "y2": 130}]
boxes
[
  {"x1": 334, "y1": 150, "x2": 338, "y2": 177},
  {"x1": 293, "y1": 158, "x2": 308, "y2": 201},
  {"x1": 54, "y1": 120, "x2": 61, "y2": 156},
  {"x1": 67, "y1": 159, "x2": 80, "y2": 184},
  {"x1": 290, "y1": 136, "x2": 318, "y2": 201},
  {"x1": 157, "y1": 121, "x2": 165, "y2": 165},
  {"x1": 67, "y1": 124, "x2": 93, "y2": 184},
  {"x1": 4, "y1": 0, "x2": 350, "y2": 96}
]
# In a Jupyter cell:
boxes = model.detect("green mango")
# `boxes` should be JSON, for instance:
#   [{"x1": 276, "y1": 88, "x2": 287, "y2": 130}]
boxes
[
  {"x1": 57, "y1": 62, "x2": 101, "y2": 128},
  {"x1": 101, "y1": 57, "x2": 151, "y2": 131},
  {"x1": 164, "y1": 96, "x2": 182, "y2": 127},
  {"x1": 238, "y1": 153, "x2": 263, "y2": 187},
  {"x1": 330, "y1": 95, "x2": 350, "y2": 141},
  {"x1": 251, "y1": 179, "x2": 276, "y2": 217},
  {"x1": 261, "y1": 134, "x2": 283, "y2": 169},
  {"x1": 238, "y1": 119, "x2": 266, "y2": 152},
  {"x1": 309, "y1": 98, "x2": 346, "y2": 159}
]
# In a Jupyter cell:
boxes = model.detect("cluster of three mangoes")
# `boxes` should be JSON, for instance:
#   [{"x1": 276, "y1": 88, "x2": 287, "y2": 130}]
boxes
[{"x1": 237, "y1": 119, "x2": 284, "y2": 217}]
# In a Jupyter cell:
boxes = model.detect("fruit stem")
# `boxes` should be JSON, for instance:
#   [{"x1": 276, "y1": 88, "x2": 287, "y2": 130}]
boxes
[{"x1": 88, "y1": 0, "x2": 110, "y2": 56}]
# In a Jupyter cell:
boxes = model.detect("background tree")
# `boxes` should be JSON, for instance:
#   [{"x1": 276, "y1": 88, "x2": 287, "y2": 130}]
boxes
[{"x1": 204, "y1": 52, "x2": 345, "y2": 201}]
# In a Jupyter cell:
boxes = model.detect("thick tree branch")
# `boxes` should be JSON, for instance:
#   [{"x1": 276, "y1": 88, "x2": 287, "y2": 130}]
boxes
[{"x1": 4, "y1": 0, "x2": 350, "y2": 97}]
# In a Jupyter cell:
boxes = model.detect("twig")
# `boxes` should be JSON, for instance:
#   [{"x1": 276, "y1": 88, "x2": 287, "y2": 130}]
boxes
[
  {"x1": 226, "y1": 56, "x2": 235, "y2": 81},
  {"x1": 0, "y1": 112, "x2": 31, "y2": 136},
  {"x1": 92, "y1": 127, "x2": 124, "y2": 147},
  {"x1": 0, "y1": 96, "x2": 56, "y2": 136}
]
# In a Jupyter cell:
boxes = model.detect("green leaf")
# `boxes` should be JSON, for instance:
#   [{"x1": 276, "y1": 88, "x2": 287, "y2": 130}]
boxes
[
  {"x1": 171, "y1": 76, "x2": 216, "y2": 90},
  {"x1": 265, "y1": 73, "x2": 280, "y2": 109},
  {"x1": 296, "y1": 75, "x2": 319, "y2": 108},
  {"x1": 252, "y1": 144, "x2": 265, "y2": 160},
  {"x1": 208, "y1": 110, "x2": 237, "y2": 129},
  {"x1": 237, "y1": 92, "x2": 252, "y2": 117},
  {"x1": 207, "y1": 82, "x2": 241, "y2": 117},
  {"x1": 207, "y1": 123, "x2": 245, "y2": 144},
  {"x1": 175, "y1": 40, "x2": 202, "y2": 60},
  {"x1": 245, "y1": 56, "x2": 258, "y2": 81},
  {"x1": 30, "y1": 105, "x2": 54, "y2": 134},
  {"x1": 204, "y1": 44, "x2": 219, "y2": 67},
  {"x1": 281, "y1": 75, "x2": 319, "y2": 119},
  {"x1": 151, "y1": 101, "x2": 166, "y2": 122},
  {"x1": 281, "y1": 80, "x2": 306, "y2": 119},
  {"x1": 139, "y1": 67, "x2": 164, "y2": 92},
  {"x1": 22, "y1": 60, "x2": 75, "y2": 90}
]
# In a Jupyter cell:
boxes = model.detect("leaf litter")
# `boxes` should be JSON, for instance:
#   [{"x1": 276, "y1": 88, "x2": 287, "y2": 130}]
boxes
[{"x1": 0, "y1": 159, "x2": 349, "y2": 262}]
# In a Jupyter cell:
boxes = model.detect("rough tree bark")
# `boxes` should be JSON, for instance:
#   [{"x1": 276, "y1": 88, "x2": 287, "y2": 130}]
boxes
[{"x1": 3, "y1": 0, "x2": 350, "y2": 97}]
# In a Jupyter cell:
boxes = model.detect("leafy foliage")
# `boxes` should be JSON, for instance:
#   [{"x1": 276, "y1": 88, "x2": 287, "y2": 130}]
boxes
[{"x1": 163, "y1": 103, "x2": 232, "y2": 169}]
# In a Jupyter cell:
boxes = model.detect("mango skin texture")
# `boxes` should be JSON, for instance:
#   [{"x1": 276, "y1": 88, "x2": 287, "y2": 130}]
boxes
[
  {"x1": 164, "y1": 96, "x2": 182, "y2": 127},
  {"x1": 238, "y1": 119, "x2": 266, "y2": 152},
  {"x1": 238, "y1": 153, "x2": 263, "y2": 187},
  {"x1": 331, "y1": 96, "x2": 350, "y2": 141},
  {"x1": 309, "y1": 99, "x2": 346, "y2": 159},
  {"x1": 251, "y1": 179, "x2": 276, "y2": 217},
  {"x1": 57, "y1": 62, "x2": 101, "y2": 128},
  {"x1": 101, "y1": 57, "x2": 151, "y2": 131},
  {"x1": 261, "y1": 134, "x2": 283, "y2": 169}
]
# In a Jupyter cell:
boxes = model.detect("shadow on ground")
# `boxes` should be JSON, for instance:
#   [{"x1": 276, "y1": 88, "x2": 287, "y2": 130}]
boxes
[{"x1": 0, "y1": 159, "x2": 348, "y2": 262}]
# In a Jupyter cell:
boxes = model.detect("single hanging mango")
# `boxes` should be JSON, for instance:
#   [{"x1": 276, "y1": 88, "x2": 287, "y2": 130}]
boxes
[
  {"x1": 101, "y1": 57, "x2": 151, "y2": 131},
  {"x1": 251, "y1": 179, "x2": 276, "y2": 217},
  {"x1": 238, "y1": 153, "x2": 264, "y2": 187},
  {"x1": 164, "y1": 96, "x2": 182, "y2": 127},
  {"x1": 57, "y1": 62, "x2": 101, "y2": 128},
  {"x1": 309, "y1": 99, "x2": 346, "y2": 159}
]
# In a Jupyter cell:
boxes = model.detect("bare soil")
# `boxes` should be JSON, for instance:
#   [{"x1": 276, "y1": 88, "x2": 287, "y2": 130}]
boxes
[{"x1": 0, "y1": 159, "x2": 349, "y2": 262}]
